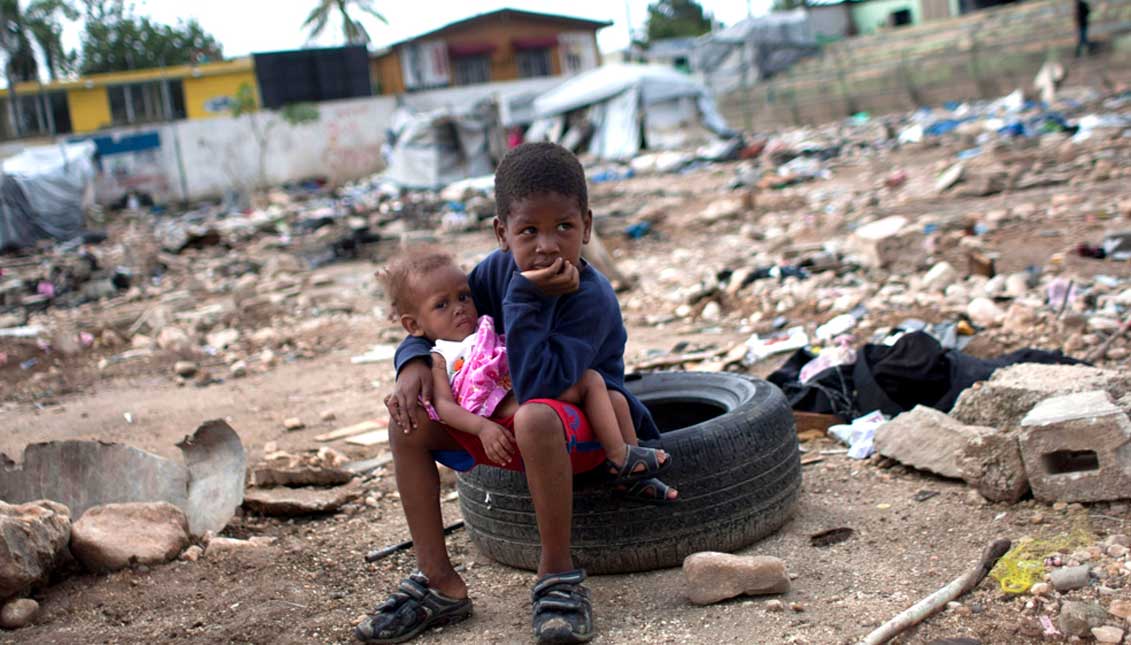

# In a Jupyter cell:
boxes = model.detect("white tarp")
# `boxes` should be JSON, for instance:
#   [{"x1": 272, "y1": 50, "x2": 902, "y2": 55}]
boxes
[
  {"x1": 532, "y1": 64, "x2": 733, "y2": 160},
  {"x1": 0, "y1": 140, "x2": 96, "y2": 251},
  {"x1": 382, "y1": 101, "x2": 504, "y2": 190}
]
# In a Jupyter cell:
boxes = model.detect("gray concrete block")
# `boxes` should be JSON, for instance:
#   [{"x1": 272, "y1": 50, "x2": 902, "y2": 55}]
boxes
[
  {"x1": 951, "y1": 364, "x2": 1131, "y2": 431},
  {"x1": 1018, "y1": 390, "x2": 1131, "y2": 503}
]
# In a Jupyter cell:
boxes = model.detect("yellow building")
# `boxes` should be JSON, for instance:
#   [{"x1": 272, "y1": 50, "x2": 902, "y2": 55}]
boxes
[{"x1": 0, "y1": 58, "x2": 259, "y2": 138}]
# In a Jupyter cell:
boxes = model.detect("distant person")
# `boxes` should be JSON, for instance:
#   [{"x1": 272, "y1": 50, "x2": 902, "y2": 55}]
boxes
[{"x1": 1076, "y1": 0, "x2": 1091, "y2": 57}]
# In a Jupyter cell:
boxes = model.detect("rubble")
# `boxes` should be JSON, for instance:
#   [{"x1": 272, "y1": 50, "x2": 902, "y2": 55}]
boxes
[
  {"x1": 70, "y1": 502, "x2": 190, "y2": 572},
  {"x1": 682, "y1": 552, "x2": 790, "y2": 605},
  {"x1": 0, "y1": 500, "x2": 71, "y2": 600},
  {"x1": 1018, "y1": 390, "x2": 1131, "y2": 503},
  {"x1": 0, "y1": 597, "x2": 39, "y2": 629},
  {"x1": 242, "y1": 479, "x2": 363, "y2": 516}
]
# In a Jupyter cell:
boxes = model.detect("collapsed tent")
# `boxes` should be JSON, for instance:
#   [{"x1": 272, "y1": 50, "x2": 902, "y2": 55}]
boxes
[
  {"x1": 530, "y1": 64, "x2": 735, "y2": 160},
  {"x1": 382, "y1": 100, "x2": 505, "y2": 190},
  {"x1": 0, "y1": 140, "x2": 96, "y2": 251},
  {"x1": 693, "y1": 10, "x2": 818, "y2": 97}
]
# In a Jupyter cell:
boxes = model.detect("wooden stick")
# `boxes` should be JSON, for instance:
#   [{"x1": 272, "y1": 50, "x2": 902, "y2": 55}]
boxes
[
  {"x1": 1085, "y1": 316, "x2": 1131, "y2": 362},
  {"x1": 857, "y1": 539, "x2": 1011, "y2": 645}
]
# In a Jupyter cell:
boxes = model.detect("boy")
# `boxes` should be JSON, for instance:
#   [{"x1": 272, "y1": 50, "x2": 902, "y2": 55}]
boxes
[{"x1": 356, "y1": 143, "x2": 661, "y2": 644}]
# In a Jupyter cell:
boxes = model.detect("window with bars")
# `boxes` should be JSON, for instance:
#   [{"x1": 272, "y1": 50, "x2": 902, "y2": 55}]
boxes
[
  {"x1": 108, "y1": 80, "x2": 186, "y2": 125},
  {"x1": 517, "y1": 48, "x2": 552, "y2": 78},
  {"x1": 452, "y1": 55, "x2": 491, "y2": 86}
]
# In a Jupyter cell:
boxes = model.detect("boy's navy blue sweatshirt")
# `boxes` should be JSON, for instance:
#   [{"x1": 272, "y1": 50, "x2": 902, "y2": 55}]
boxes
[{"x1": 394, "y1": 249, "x2": 660, "y2": 441}]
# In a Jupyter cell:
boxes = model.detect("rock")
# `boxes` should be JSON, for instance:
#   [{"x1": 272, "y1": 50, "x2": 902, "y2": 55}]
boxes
[
  {"x1": 205, "y1": 536, "x2": 276, "y2": 555},
  {"x1": 206, "y1": 328, "x2": 240, "y2": 350},
  {"x1": 922, "y1": 262, "x2": 958, "y2": 292},
  {"x1": 0, "y1": 598, "x2": 39, "y2": 629},
  {"x1": 1019, "y1": 390, "x2": 1131, "y2": 503},
  {"x1": 251, "y1": 464, "x2": 353, "y2": 488},
  {"x1": 682, "y1": 552, "x2": 790, "y2": 605},
  {"x1": 174, "y1": 361, "x2": 198, "y2": 377},
  {"x1": 959, "y1": 430, "x2": 1030, "y2": 503},
  {"x1": 951, "y1": 364, "x2": 1131, "y2": 431},
  {"x1": 0, "y1": 500, "x2": 71, "y2": 600},
  {"x1": 967, "y1": 297, "x2": 1004, "y2": 327},
  {"x1": 1059, "y1": 601, "x2": 1108, "y2": 637},
  {"x1": 70, "y1": 502, "x2": 190, "y2": 572},
  {"x1": 283, "y1": 418, "x2": 305, "y2": 431},
  {"x1": 1109, "y1": 598, "x2": 1131, "y2": 619},
  {"x1": 845, "y1": 216, "x2": 923, "y2": 271},
  {"x1": 765, "y1": 599, "x2": 784, "y2": 612},
  {"x1": 1107, "y1": 544, "x2": 1128, "y2": 557},
  {"x1": 229, "y1": 360, "x2": 248, "y2": 378},
  {"x1": 1029, "y1": 582, "x2": 1051, "y2": 595},
  {"x1": 1004, "y1": 273, "x2": 1030, "y2": 298},
  {"x1": 242, "y1": 480, "x2": 362, "y2": 516},
  {"x1": 700, "y1": 301, "x2": 721, "y2": 322},
  {"x1": 320, "y1": 410, "x2": 337, "y2": 422},
  {"x1": 1092, "y1": 626, "x2": 1124, "y2": 643},
  {"x1": 1001, "y1": 303, "x2": 1038, "y2": 335},
  {"x1": 1050, "y1": 565, "x2": 1092, "y2": 592},
  {"x1": 179, "y1": 545, "x2": 203, "y2": 561},
  {"x1": 700, "y1": 197, "x2": 745, "y2": 224},
  {"x1": 1106, "y1": 534, "x2": 1130, "y2": 547},
  {"x1": 875, "y1": 406, "x2": 993, "y2": 479},
  {"x1": 156, "y1": 326, "x2": 193, "y2": 354}
]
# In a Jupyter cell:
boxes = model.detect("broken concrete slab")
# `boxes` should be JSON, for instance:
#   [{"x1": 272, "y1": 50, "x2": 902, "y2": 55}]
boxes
[
  {"x1": 875, "y1": 406, "x2": 994, "y2": 479},
  {"x1": 1018, "y1": 390, "x2": 1131, "y2": 503},
  {"x1": 242, "y1": 479, "x2": 362, "y2": 516},
  {"x1": 951, "y1": 364, "x2": 1131, "y2": 431},
  {"x1": 251, "y1": 465, "x2": 353, "y2": 488},
  {"x1": 843, "y1": 216, "x2": 924, "y2": 271},
  {"x1": 0, "y1": 420, "x2": 245, "y2": 538},
  {"x1": 69, "y1": 502, "x2": 190, "y2": 572},
  {"x1": 0, "y1": 500, "x2": 71, "y2": 601},
  {"x1": 958, "y1": 431, "x2": 1030, "y2": 503}
]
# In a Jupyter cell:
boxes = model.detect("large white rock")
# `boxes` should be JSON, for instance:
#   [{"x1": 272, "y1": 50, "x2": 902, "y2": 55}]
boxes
[
  {"x1": 70, "y1": 502, "x2": 189, "y2": 572},
  {"x1": 682, "y1": 552, "x2": 790, "y2": 605},
  {"x1": 0, "y1": 500, "x2": 71, "y2": 600}
]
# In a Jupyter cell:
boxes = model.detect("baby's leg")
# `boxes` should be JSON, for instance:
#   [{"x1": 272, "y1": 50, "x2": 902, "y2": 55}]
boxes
[
  {"x1": 559, "y1": 370, "x2": 628, "y2": 466},
  {"x1": 608, "y1": 389, "x2": 636, "y2": 447},
  {"x1": 493, "y1": 391, "x2": 520, "y2": 418}
]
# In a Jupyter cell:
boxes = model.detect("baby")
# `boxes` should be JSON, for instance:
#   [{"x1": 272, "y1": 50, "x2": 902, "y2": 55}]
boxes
[{"x1": 378, "y1": 249, "x2": 677, "y2": 503}]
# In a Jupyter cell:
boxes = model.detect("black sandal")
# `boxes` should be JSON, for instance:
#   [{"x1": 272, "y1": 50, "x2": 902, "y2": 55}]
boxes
[
  {"x1": 354, "y1": 572, "x2": 473, "y2": 643},
  {"x1": 531, "y1": 569, "x2": 594, "y2": 644},
  {"x1": 605, "y1": 444, "x2": 670, "y2": 483},
  {"x1": 612, "y1": 477, "x2": 679, "y2": 505}
]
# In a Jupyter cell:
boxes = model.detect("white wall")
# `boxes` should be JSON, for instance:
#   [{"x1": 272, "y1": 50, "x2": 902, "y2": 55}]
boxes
[{"x1": 70, "y1": 94, "x2": 398, "y2": 205}]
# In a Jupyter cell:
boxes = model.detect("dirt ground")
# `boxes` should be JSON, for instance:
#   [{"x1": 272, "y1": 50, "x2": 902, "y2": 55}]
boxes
[{"x1": 4, "y1": 117, "x2": 1131, "y2": 644}]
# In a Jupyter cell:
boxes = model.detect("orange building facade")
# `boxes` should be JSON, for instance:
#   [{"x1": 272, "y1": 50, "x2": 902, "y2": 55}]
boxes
[{"x1": 371, "y1": 9, "x2": 609, "y2": 94}]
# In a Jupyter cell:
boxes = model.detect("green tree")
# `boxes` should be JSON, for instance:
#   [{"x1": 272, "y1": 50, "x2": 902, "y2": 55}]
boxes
[
  {"x1": 644, "y1": 0, "x2": 713, "y2": 43},
  {"x1": 1, "y1": 0, "x2": 79, "y2": 135},
  {"x1": 77, "y1": 0, "x2": 222, "y2": 74},
  {"x1": 303, "y1": 0, "x2": 386, "y2": 45}
]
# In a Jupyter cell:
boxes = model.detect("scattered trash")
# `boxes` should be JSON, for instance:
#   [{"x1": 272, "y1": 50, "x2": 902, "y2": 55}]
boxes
[
  {"x1": 744, "y1": 327, "x2": 809, "y2": 365},
  {"x1": 827, "y1": 411, "x2": 886, "y2": 459}
]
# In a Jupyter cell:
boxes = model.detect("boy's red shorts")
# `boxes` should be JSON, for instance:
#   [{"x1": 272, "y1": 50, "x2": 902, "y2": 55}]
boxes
[{"x1": 431, "y1": 399, "x2": 606, "y2": 474}]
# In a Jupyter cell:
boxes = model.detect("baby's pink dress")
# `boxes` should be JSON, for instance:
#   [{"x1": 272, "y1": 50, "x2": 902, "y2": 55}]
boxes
[{"x1": 426, "y1": 315, "x2": 512, "y2": 421}]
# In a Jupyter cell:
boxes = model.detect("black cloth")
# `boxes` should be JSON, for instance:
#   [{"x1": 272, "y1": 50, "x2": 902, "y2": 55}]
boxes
[
  {"x1": 1076, "y1": 0, "x2": 1090, "y2": 27},
  {"x1": 768, "y1": 331, "x2": 1083, "y2": 420}
]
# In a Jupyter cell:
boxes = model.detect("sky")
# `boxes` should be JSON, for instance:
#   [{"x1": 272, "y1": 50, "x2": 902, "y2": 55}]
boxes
[{"x1": 58, "y1": 0, "x2": 774, "y2": 63}]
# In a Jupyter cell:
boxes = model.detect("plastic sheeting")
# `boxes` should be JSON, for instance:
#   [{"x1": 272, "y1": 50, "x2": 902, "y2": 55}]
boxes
[
  {"x1": 693, "y1": 10, "x2": 818, "y2": 96},
  {"x1": 0, "y1": 141, "x2": 96, "y2": 251},
  {"x1": 532, "y1": 64, "x2": 733, "y2": 160},
  {"x1": 382, "y1": 101, "x2": 505, "y2": 190}
]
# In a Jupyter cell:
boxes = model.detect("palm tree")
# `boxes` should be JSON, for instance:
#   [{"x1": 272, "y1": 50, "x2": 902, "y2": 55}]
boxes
[
  {"x1": 0, "y1": 0, "x2": 76, "y2": 136},
  {"x1": 303, "y1": 0, "x2": 386, "y2": 45}
]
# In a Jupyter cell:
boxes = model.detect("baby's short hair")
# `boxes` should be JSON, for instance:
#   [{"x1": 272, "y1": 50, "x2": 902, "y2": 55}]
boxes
[
  {"x1": 494, "y1": 142, "x2": 588, "y2": 223},
  {"x1": 377, "y1": 247, "x2": 455, "y2": 317}
]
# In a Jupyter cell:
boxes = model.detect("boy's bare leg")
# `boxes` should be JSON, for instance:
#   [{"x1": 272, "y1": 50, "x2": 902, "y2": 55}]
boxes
[
  {"x1": 559, "y1": 370, "x2": 630, "y2": 466},
  {"x1": 513, "y1": 402, "x2": 575, "y2": 576},
  {"x1": 388, "y1": 407, "x2": 469, "y2": 598}
]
